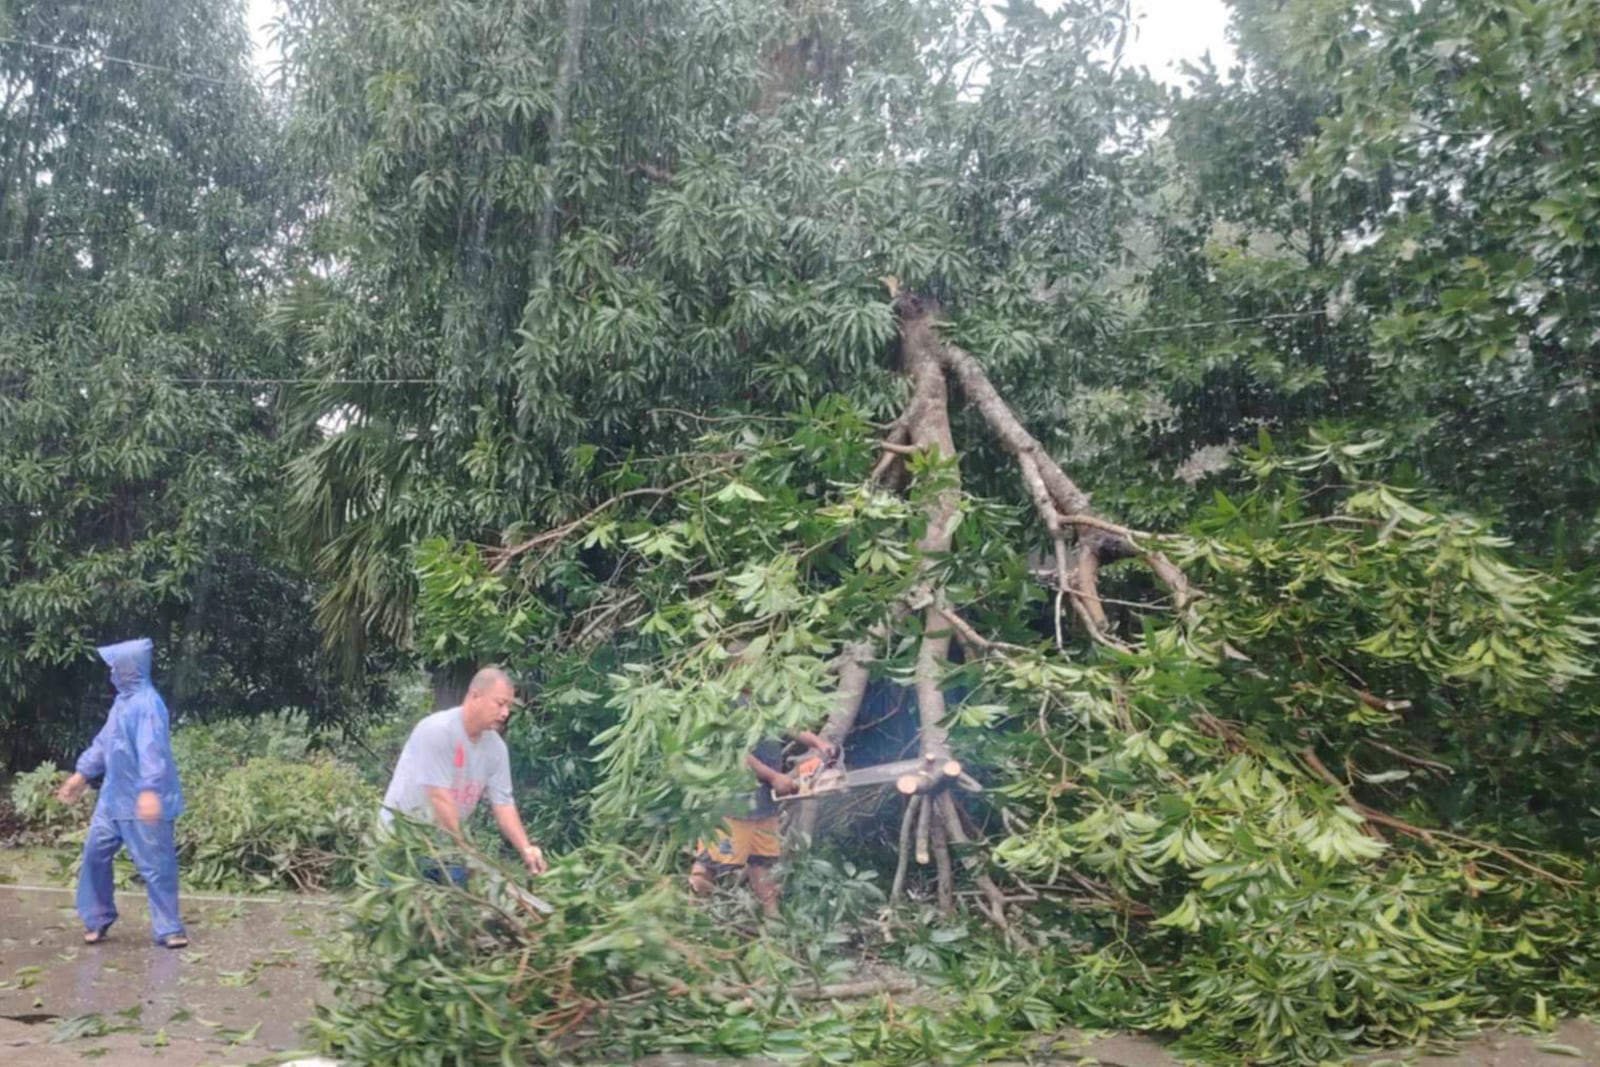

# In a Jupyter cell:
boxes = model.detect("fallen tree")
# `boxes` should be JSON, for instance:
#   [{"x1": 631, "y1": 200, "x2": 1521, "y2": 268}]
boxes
[{"x1": 355, "y1": 288, "x2": 1599, "y2": 1064}]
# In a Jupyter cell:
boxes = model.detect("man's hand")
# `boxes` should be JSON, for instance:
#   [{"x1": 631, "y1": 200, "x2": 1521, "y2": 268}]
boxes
[
  {"x1": 492, "y1": 802, "x2": 545, "y2": 876},
  {"x1": 771, "y1": 772, "x2": 800, "y2": 797},
  {"x1": 55, "y1": 773, "x2": 88, "y2": 805},
  {"x1": 794, "y1": 731, "x2": 838, "y2": 761},
  {"x1": 135, "y1": 790, "x2": 162, "y2": 824}
]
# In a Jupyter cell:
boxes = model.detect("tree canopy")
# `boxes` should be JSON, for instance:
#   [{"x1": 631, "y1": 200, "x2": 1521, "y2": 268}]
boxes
[
  {"x1": 5, "y1": 0, "x2": 1600, "y2": 1061},
  {"x1": 0, "y1": 0, "x2": 342, "y2": 767}
]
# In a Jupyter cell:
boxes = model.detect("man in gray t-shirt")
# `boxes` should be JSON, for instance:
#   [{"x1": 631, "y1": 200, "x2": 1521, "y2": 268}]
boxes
[{"x1": 379, "y1": 666, "x2": 547, "y2": 877}]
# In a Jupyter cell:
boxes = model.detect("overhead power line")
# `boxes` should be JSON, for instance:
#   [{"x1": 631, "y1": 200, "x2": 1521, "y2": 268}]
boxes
[
  {"x1": 3, "y1": 309, "x2": 1358, "y2": 388},
  {"x1": 0, "y1": 35, "x2": 236, "y2": 86},
  {"x1": 1123, "y1": 309, "x2": 1331, "y2": 335}
]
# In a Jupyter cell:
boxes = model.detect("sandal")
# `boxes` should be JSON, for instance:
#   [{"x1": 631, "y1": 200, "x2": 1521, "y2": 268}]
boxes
[
  {"x1": 155, "y1": 933, "x2": 189, "y2": 949},
  {"x1": 83, "y1": 926, "x2": 111, "y2": 945}
]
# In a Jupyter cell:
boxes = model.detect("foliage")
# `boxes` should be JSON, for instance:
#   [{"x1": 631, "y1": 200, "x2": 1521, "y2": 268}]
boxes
[
  {"x1": 178, "y1": 756, "x2": 375, "y2": 891},
  {"x1": 1174, "y1": 430, "x2": 1600, "y2": 847},
  {"x1": 407, "y1": 402, "x2": 1600, "y2": 1062},
  {"x1": 168, "y1": 715, "x2": 381, "y2": 891},
  {"x1": 0, "y1": 0, "x2": 346, "y2": 773},
  {"x1": 170, "y1": 710, "x2": 332, "y2": 780},
  {"x1": 315, "y1": 823, "x2": 1080, "y2": 1067},
  {"x1": 315, "y1": 826, "x2": 762, "y2": 1065},
  {"x1": 1123, "y1": 0, "x2": 1600, "y2": 560},
  {"x1": 6, "y1": 0, "x2": 1600, "y2": 1062},
  {"x1": 275, "y1": 0, "x2": 1162, "y2": 666},
  {"x1": 5, "y1": 760, "x2": 80, "y2": 839},
  {"x1": 983, "y1": 648, "x2": 1600, "y2": 1063}
]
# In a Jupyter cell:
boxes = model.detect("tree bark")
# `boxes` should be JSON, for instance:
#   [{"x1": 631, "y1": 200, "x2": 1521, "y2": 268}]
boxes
[
  {"x1": 536, "y1": 0, "x2": 590, "y2": 281},
  {"x1": 896, "y1": 294, "x2": 961, "y2": 771},
  {"x1": 914, "y1": 791, "x2": 931, "y2": 866},
  {"x1": 935, "y1": 792, "x2": 1008, "y2": 930},
  {"x1": 896, "y1": 296, "x2": 1193, "y2": 636},
  {"x1": 932, "y1": 814, "x2": 954, "y2": 915},
  {"x1": 891, "y1": 795, "x2": 918, "y2": 903}
]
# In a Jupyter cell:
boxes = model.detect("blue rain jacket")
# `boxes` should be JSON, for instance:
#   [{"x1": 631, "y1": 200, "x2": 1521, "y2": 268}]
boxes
[{"x1": 74, "y1": 639, "x2": 184, "y2": 821}]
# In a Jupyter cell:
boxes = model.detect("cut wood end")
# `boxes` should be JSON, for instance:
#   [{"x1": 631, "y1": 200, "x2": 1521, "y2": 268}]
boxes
[
  {"x1": 896, "y1": 774, "x2": 922, "y2": 795},
  {"x1": 941, "y1": 760, "x2": 963, "y2": 778}
]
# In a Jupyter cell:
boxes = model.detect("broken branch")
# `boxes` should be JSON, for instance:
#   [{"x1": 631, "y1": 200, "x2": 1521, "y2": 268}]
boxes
[{"x1": 1300, "y1": 748, "x2": 1575, "y2": 887}]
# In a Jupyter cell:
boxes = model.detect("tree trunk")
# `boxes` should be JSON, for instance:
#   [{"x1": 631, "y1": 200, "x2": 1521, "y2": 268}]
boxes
[
  {"x1": 431, "y1": 662, "x2": 476, "y2": 710},
  {"x1": 898, "y1": 293, "x2": 960, "y2": 777}
]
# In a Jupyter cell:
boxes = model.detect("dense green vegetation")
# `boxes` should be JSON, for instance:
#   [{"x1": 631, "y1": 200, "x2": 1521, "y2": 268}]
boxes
[
  {"x1": 9, "y1": 715, "x2": 379, "y2": 891},
  {"x1": 5, "y1": 0, "x2": 1600, "y2": 1062}
]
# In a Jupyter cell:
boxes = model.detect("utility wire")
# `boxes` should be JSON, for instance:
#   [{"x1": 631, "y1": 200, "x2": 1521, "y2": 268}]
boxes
[
  {"x1": 0, "y1": 35, "x2": 237, "y2": 86},
  {"x1": 1124, "y1": 309, "x2": 1331, "y2": 335},
  {"x1": 2, "y1": 309, "x2": 1355, "y2": 388}
]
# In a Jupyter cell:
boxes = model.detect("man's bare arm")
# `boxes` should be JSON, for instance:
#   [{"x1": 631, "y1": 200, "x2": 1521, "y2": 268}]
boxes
[
  {"x1": 422, "y1": 786, "x2": 463, "y2": 840},
  {"x1": 746, "y1": 752, "x2": 797, "y2": 795},
  {"x1": 491, "y1": 803, "x2": 547, "y2": 874},
  {"x1": 791, "y1": 730, "x2": 837, "y2": 758}
]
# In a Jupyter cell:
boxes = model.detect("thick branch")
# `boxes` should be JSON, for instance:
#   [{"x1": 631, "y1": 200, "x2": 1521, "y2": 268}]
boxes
[
  {"x1": 915, "y1": 793, "x2": 932, "y2": 866},
  {"x1": 891, "y1": 795, "x2": 919, "y2": 903},
  {"x1": 933, "y1": 338, "x2": 1092, "y2": 517},
  {"x1": 899, "y1": 301, "x2": 960, "y2": 766},
  {"x1": 936, "y1": 792, "x2": 1009, "y2": 930},
  {"x1": 1143, "y1": 550, "x2": 1194, "y2": 612},
  {"x1": 896, "y1": 300, "x2": 1195, "y2": 620},
  {"x1": 870, "y1": 419, "x2": 913, "y2": 484},
  {"x1": 1072, "y1": 545, "x2": 1110, "y2": 632},
  {"x1": 942, "y1": 610, "x2": 1013, "y2": 659},
  {"x1": 821, "y1": 638, "x2": 875, "y2": 747},
  {"x1": 797, "y1": 632, "x2": 886, "y2": 843},
  {"x1": 932, "y1": 815, "x2": 954, "y2": 915}
]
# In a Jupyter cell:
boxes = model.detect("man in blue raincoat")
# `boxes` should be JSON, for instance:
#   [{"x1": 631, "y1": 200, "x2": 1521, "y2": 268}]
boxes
[{"x1": 54, "y1": 638, "x2": 189, "y2": 948}]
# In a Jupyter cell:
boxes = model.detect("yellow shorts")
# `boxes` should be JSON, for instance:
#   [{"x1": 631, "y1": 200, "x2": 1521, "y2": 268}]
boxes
[{"x1": 694, "y1": 816, "x2": 781, "y2": 869}]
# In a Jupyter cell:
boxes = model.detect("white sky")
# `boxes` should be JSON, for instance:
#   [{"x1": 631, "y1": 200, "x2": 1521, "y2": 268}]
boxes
[
  {"x1": 246, "y1": 0, "x2": 1233, "y2": 86},
  {"x1": 1125, "y1": 0, "x2": 1235, "y2": 83}
]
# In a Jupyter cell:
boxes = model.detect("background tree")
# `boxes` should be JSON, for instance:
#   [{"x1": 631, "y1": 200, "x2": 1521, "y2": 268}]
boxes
[
  {"x1": 1115, "y1": 0, "x2": 1600, "y2": 557},
  {"x1": 0, "y1": 0, "x2": 340, "y2": 769},
  {"x1": 275, "y1": 0, "x2": 1163, "y2": 680}
]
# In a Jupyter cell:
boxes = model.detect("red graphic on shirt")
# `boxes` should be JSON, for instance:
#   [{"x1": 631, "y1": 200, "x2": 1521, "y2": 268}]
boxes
[{"x1": 448, "y1": 742, "x2": 485, "y2": 811}]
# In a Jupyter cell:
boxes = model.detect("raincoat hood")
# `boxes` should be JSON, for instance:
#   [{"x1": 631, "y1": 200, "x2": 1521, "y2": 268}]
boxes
[
  {"x1": 78, "y1": 636, "x2": 183, "y2": 821},
  {"x1": 98, "y1": 638, "x2": 154, "y2": 697}
]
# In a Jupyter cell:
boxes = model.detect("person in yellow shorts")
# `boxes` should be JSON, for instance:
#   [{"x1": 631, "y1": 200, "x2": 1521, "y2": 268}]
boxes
[{"x1": 690, "y1": 731, "x2": 833, "y2": 915}]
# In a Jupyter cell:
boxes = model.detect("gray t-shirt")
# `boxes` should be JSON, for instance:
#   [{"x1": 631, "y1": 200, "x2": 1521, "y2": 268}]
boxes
[{"x1": 379, "y1": 707, "x2": 514, "y2": 827}]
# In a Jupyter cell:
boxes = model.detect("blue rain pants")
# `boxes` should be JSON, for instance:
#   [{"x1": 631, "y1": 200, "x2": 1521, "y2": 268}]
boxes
[{"x1": 76, "y1": 813, "x2": 185, "y2": 942}]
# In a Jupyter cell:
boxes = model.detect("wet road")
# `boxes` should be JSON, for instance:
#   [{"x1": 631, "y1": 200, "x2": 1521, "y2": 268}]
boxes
[{"x1": 1, "y1": 875, "x2": 332, "y2": 1063}]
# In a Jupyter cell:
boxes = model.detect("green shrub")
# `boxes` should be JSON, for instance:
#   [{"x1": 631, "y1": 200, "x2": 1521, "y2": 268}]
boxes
[
  {"x1": 322, "y1": 705, "x2": 422, "y2": 790},
  {"x1": 179, "y1": 757, "x2": 377, "y2": 891},
  {"x1": 7, "y1": 761, "x2": 88, "y2": 839},
  {"x1": 171, "y1": 710, "x2": 327, "y2": 780}
]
